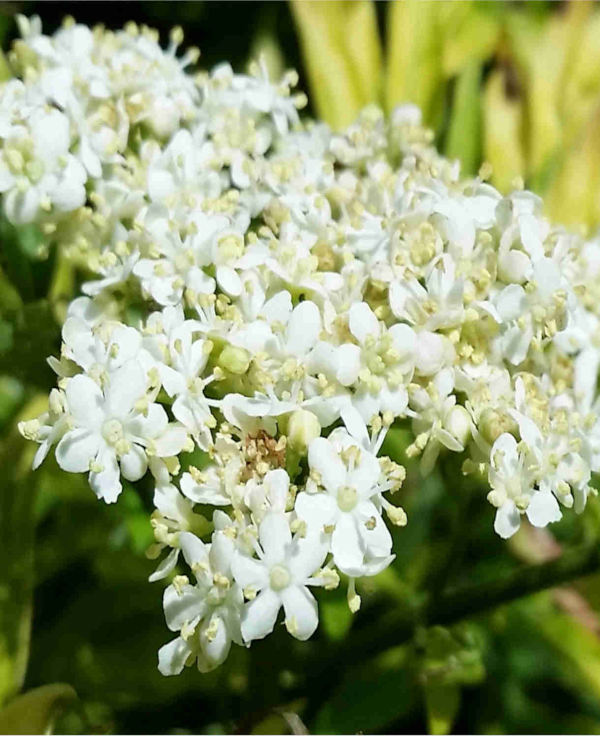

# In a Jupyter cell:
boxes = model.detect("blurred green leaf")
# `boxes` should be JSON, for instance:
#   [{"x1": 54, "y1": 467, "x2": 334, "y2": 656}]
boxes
[
  {"x1": 0, "y1": 683, "x2": 76, "y2": 735},
  {"x1": 314, "y1": 646, "x2": 418, "y2": 733},
  {"x1": 0, "y1": 301, "x2": 58, "y2": 390},
  {"x1": 0, "y1": 396, "x2": 47, "y2": 705},
  {"x1": 385, "y1": 0, "x2": 443, "y2": 126},
  {"x1": 320, "y1": 593, "x2": 352, "y2": 642},
  {"x1": 439, "y1": 2, "x2": 501, "y2": 78},
  {"x1": 483, "y1": 68, "x2": 525, "y2": 193},
  {"x1": 291, "y1": 0, "x2": 382, "y2": 129},
  {"x1": 424, "y1": 681, "x2": 460, "y2": 736},
  {"x1": 444, "y1": 61, "x2": 482, "y2": 176}
]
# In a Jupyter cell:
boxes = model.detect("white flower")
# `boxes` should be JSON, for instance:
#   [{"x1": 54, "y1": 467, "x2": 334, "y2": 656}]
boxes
[
  {"x1": 232, "y1": 512, "x2": 328, "y2": 642},
  {"x1": 296, "y1": 431, "x2": 393, "y2": 576},
  {"x1": 487, "y1": 432, "x2": 561, "y2": 539},
  {"x1": 159, "y1": 528, "x2": 243, "y2": 674},
  {"x1": 409, "y1": 368, "x2": 468, "y2": 474},
  {"x1": 55, "y1": 361, "x2": 187, "y2": 502},
  {"x1": 0, "y1": 108, "x2": 86, "y2": 224},
  {"x1": 155, "y1": 321, "x2": 216, "y2": 449}
]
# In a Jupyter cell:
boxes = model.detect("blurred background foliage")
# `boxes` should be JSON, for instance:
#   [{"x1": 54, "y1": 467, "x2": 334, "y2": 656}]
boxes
[{"x1": 3, "y1": 1, "x2": 600, "y2": 734}]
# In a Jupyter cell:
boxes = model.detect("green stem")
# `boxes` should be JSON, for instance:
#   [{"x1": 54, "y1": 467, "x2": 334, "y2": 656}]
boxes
[{"x1": 309, "y1": 541, "x2": 600, "y2": 679}]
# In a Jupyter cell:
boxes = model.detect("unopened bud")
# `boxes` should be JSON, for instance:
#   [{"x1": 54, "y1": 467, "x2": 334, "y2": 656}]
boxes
[
  {"x1": 444, "y1": 405, "x2": 471, "y2": 447},
  {"x1": 288, "y1": 409, "x2": 321, "y2": 454},
  {"x1": 217, "y1": 345, "x2": 251, "y2": 375}
]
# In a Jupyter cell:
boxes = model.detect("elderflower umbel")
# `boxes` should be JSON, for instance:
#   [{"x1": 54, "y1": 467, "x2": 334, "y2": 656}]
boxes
[{"x1": 9, "y1": 14, "x2": 600, "y2": 675}]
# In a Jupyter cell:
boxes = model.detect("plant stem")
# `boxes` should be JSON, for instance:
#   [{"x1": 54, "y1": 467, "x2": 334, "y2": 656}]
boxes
[
  {"x1": 303, "y1": 540, "x2": 600, "y2": 680},
  {"x1": 238, "y1": 541, "x2": 600, "y2": 732}
]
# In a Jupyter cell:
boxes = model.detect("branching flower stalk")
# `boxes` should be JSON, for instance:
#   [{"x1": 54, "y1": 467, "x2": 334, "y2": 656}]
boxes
[{"x1": 6, "y1": 16, "x2": 600, "y2": 675}]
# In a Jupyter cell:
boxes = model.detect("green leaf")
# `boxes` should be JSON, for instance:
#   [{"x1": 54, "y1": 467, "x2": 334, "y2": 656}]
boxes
[
  {"x1": 424, "y1": 681, "x2": 460, "y2": 736},
  {"x1": 291, "y1": 1, "x2": 382, "y2": 129},
  {"x1": 385, "y1": 0, "x2": 444, "y2": 128},
  {"x1": 0, "y1": 301, "x2": 59, "y2": 390},
  {"x1": 439, "y1": 2, "x2": 501, "y2": 78},
  {"x1": 483, "y1": 68, "x2": 525, "y2": 194},
  {"x1": 0, "y1": 395, "x2": 47, "y2": 705},
  {"x1": 444, "y1": 61, "x2": 482, "y2": 176},
  {"x1": 320, "y1": 593, "x2": 353, "y2": 642},
  {"x1": 315, "y1": 646, "x2": 418, "y2": 733},
  {"x1": 0, "y1": 684, "x2": 76, "y2": 735}
]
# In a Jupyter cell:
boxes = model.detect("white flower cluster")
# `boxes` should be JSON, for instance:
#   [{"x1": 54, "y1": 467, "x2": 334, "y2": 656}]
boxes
[{"x1": 11, "y1": 16, "x2": 600, "y2": 674}]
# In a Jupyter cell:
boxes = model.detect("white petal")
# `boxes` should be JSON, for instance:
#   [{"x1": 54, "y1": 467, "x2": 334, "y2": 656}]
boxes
[
  {"x1": 331, "y1": 514, "x2": 364, "y2": 571},
  {"x1": 163, "y1": 583, "x2": 204, "y2": 632},
  {"x1": 349, "y1": 302, "x2": 379, "y2": 344},
  {"x1": 199, "y1": 614, "x2": 232, "y2": 670},
  {"x1": 149, "y1": 547, "x2": 180, "y2": 582},
  {"x1": 264, "y1": 468, "x2": 289, "y2": 512},
  {"x1": 179, "y1": 531, "x2": 209, "y2": 568},
  {"x1": 494, "y1": 500, "x2": 521, "y2": 539},
  {"x1": 259, "y1": 512, "x2": 291, "y2": 564},
  {"x1": 526, "y1": 491, "x2": 562, "y2": 528},
  {"x1": 158, "y1": 636, "x2": 191, "y2": 676},
  {"x1": 232, "y1": 553, "x2": 269, "y2": 590},
  {"x1": 65, "y1": 374, "x2": 104, "y2": 428},
  {"x1": 415, "y1": 332, "x2": 447, "y2": 376},
  {"x1": 120, "y1": 444, "x2": 147, "y2": 481},
  {"x1": 286, "y1": 301, "x2": 321, "y2": 357},
  {"x1": 216, "y1": 265, "x2": 242, "y2": 297},
  {"x1": 262, "y1": 291, "x2": 292, "y2": 323},
  {"x1": 356, "y1": 501, "x2": 392, "y2": 558},
  {"x1": 491, "y1": 433, "x2": 519, "y2": 473},
  {"x1": 281, "y1": 585, "x2": 319, "y2": 640},
  {"x1": 153, "y1": 424, "x2": 188, "y2": 457},
  {"x1": 295, "y1": 491, "x2": 338, "y2": 533},
  {"x1": 347, "y1": 451, "x2": 380, "y2": 499},
  {"x1": 209, "y1": 532, "x2": 235, "y2": 576},
  {"x1": 340, "y1": 406, "x2": 369, "y2": 446},
  {"x1": 388, "y1": 323, "x2": 417, "y2": 359},
  {"x1": 335, "y1": 344, "x2": 362, "y2": 386},
  {"x1": 180, "y1": 472, "x2": 230, "y2": 505},
  {"x1": 56, "y1": 428, "x2": 101, "y2": 473},
  {"x1": 288, "y1": 534, "x2": 328, "y2": 583},
  {"x1": 241, "y1": 588, "x2": 280, "y2": 642},
  {"x1": 496, "y1": 284, "x2": 527, "y2": 322},
  {"x1": 89, "y1": 447, "x2": 121, "y2": 503},
  {"x1": 106, "y1": 361, "x2": 145, "y2": 417},
  {"x1": 308, "y1": 437, "x2": 346, "y2": 494}
]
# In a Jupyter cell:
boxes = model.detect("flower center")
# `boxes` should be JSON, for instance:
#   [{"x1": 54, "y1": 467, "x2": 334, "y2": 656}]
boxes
[
  {"x1": 337, "y1": 485, "x2": 358, "y2": 512},
  {"x1": 269, "y1": 564, "x2": 291, "y2": 591},
  {"x1": 102, "y1": 418, "x2": 124, "y2": 446}
]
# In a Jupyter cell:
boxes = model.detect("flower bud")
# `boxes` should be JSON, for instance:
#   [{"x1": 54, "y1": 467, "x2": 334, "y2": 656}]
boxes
[
  {"x1": 287, "y1": 409, "x2": 321, "y2": 454},
  {"x1": 443, "y1": 405, "x2": 472, "y2": 447},
  {"x1": 479, "y1": 408, "x2": 518, "y2": 446},
  {"x1": 217, "y1": 345, "x2": 250, "y2": 375}
]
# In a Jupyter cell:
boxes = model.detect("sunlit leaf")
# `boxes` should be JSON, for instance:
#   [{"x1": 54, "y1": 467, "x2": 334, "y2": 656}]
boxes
[
  {"x1": 483, "y1": 68, "x2": 525, "y2": 194},
  {"x1": 291, "y1": 1, "x2": 381, "y2": 129},
  {"x1": 385, "y1": 0, "x2": 443, "y2": 127},
  {"x1": 439, "y1": 2, "x2": 501, "y2": 79},
  {"x1": 0, "y1": 684, "x2": 76, "y2": 735},
  {"x1": 444, "y1": 61, "x2": 482, "y2": 176}
]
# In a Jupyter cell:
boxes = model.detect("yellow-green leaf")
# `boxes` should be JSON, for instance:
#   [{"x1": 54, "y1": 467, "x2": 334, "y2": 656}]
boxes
[
  {"x1": 483, "y1": 68, "x2": 525, "y2": 194},
  {"x1": 445, "y1": 61, "x2": 482, "y2": 176},
  {"x1": 545, "y1": 104, "x2": 600, "y2": 229},
  {"x1": 290, "y1": 1, "x2": 382, "y2": 129},
  {"x1": 385, "y1": 0, "x2": 443, "y2": 127},
  {"x1": 0, "y1": 684, "x2": 76, "y2": 735},
  {"x1": 439, "y1": 2, "x2": 501, "y2": 78}
]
